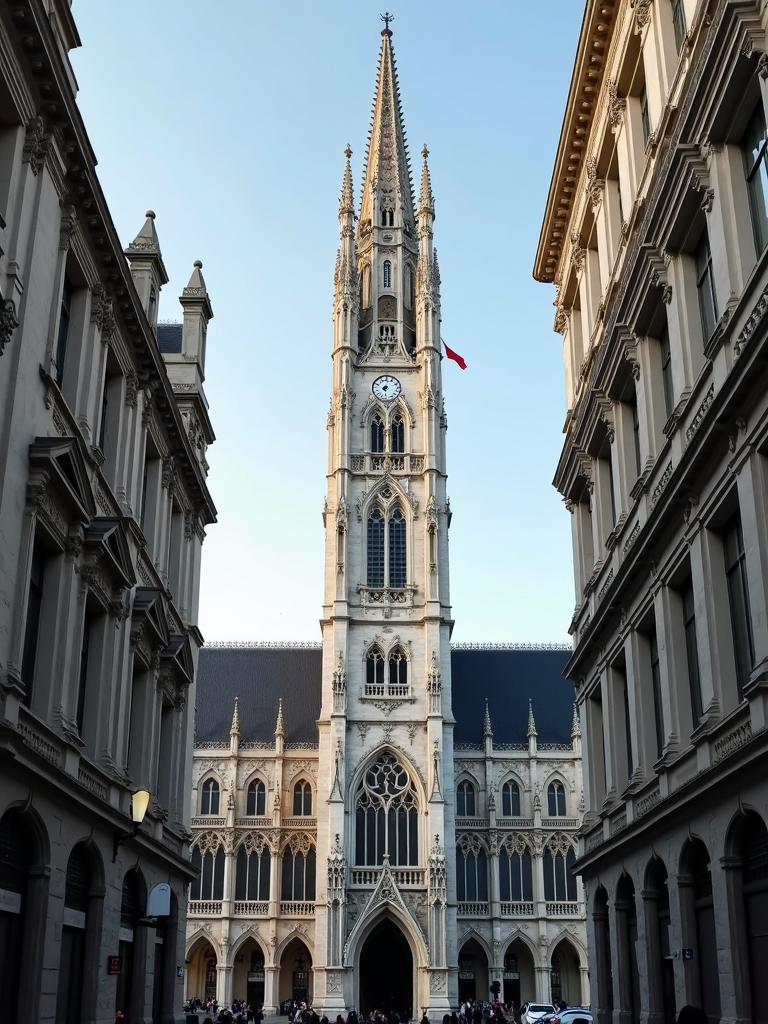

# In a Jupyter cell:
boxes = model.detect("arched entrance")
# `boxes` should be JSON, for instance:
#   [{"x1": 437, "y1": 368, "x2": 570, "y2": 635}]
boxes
[
  {"x1": 232, "y1": 937, "x2": 266, "y2": 1009},
  {"x1": 186, "y1": 938, "x2": 217, "y2": 1003},
  {"x1": 458, "y1": 937, "x2": 489, "y2": 1004},
  {"x1": 360, "y1": 918, "x2": 413, "y2": 1018},
  {"x1": 503, "y1": 938, "x2": 536, "y2": 1011},
  {"x1": 278, "y1": 939, "x2": 312, "y2": 1007},
  {"x1": 549, "y1": 937, "x2": 583, "y2": 1006}
]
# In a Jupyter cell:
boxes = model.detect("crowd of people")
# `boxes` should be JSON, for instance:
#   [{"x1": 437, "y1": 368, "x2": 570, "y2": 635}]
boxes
[{"x1": 183, "y1": 996, "x2": 265, "y2": 1023}]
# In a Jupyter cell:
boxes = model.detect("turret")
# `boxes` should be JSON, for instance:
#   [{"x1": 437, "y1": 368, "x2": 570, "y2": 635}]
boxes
[
  {"x1": 179, "y1": 260, "x2": 214, "y2": 379},
  {"x1": 124, "y1": 211, "x2": 168, "y2": 332}
]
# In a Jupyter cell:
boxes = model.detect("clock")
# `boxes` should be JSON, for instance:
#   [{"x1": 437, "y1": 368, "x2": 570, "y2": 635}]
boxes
[{"x1": 372, "y1": 375, "x2": 401, "y2": 401}]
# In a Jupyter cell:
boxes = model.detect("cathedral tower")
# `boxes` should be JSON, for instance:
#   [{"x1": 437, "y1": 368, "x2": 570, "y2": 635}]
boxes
[{"x1": 315, "y1": 22, "x2": 455, "y2": 1016}]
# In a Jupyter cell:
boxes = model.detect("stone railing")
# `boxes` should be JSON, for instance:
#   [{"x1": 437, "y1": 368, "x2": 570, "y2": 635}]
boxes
[
  {"x1": 497, "y1": 818, "x2": 534, "y2": 827},
  {"x1": 280, "y1": 901, "x2": 315, "y2": 916},
  {"x1": 546, "y1": 901, "x2": 581, "y2": 916},
  {"x1": 500, "y1": 902, "x2": 534, "y2": 916},
  {"x1": 191, "y1": 817, "x2": 226, "y2": 827},
  {"x1": 541, "y1": 818, "x2": 579, "y2": 827},
  {"x1": 457, "y1": 902, "x2": 489, "y2": 916},
  {"x1": 363, "y1": 683, "x2": 410, "y2": 698},
  {"x1": 350, "y1": 454, "x2": 424, "y2": 475},
  {"x1": 235, "y1": 817, "x2": 272, "y2": 827},
  {"x1": 281, "y1": 817, "x2": 317, "y2": 828},
  {"x1": 350, "y1": 867, "x2": 425, "y2": 887},
  {"x1": 455, "y1": 817, "x2": 488, "y2": 828},
  {"x1": 188, "y1": 901, "x2": 222, "y2": 916},
  {"x1": 234, "y1": 901, "x2": 268, "y2": 916}
]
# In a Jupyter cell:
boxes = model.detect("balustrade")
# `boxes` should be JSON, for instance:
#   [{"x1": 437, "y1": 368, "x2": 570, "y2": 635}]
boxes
[
  {"x1": 280, "y1": 901, "x2": 315, "y2": 916},
  {"x1": 233, "y1": 901, "x2": 268, "y2": 916},
  {"x1": 500, "y1": 902, "x2": 534, "y2": 916},
  {"x1": 457, "y1": 902, "x2": 489, "y2": 916},
  {"x1": 188, "y1": 901, "x2": 222, "y2": 916}
]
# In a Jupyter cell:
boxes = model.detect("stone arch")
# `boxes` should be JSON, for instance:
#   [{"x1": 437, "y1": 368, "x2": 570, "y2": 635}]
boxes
[
  {"x1": 345, "y1": 897, "x2": 428, "y2": 971},
  {"x1": 186, "y1": 928, "x2": 222, "y2": 960},
  {"x1": 644, "y1": 851, "x2": 669, "y2": 889},
  {"x1": 503, "y1": 927, "x2": 539, "y2": 961},
  {"x1": 0, "y1": 798, "x2": 51, "y2": 865},
  {"x1": 196, "y1": 771, "x2": 224, "y2": 815},
  {"x1": 549, "y1": 932, "x2": 586, "y2": 1005},
  {"x1": 543, "y1": 773, "x2": 571, "y2": 813},
  {"x1": 279, "y1": 830, "x2": 316, "y2": 855},
  {"x1": 350, "y1": 741, "x2": 427, "y2": 799},
  {"x1": 234, "y1": 830, "x2": 271, "y2": 854},
  {"x1": 498, "y1": 771, "x2": 526, "y2": 815},
  {"x1": 388, "y1": 394, "x2": 414, "y2": 428},
  {"x1": 229, "y1": 928, "x2": 269, "y2": 965},
  {"x1": 724, "y1": 804, "x2": 768, "y2": 857},
  {"x1": 274, "y1": 927, "x2": 315, "y2": 967},
  {"x1": 360, "y1": 475, "x2": 414, "y2": 522},
  {"x1": 185, "y1": 932, "x2": 219, "y2": 1003},
  {"x1": 457, "y1": 925, "x2": 494, "y2": 963},
  {"x1": 289, "y1": 776, "x2": 315, "y2": 817}
]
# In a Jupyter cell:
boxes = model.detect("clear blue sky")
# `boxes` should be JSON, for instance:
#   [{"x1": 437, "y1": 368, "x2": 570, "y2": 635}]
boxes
[{"x1": 70, "y1": 1, "x2": 584, "y2": 643}]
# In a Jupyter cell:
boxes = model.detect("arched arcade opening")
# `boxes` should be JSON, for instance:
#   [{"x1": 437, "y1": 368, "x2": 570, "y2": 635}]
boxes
[{"x1": 360, "y1": 918, "x2": 413, "y2": 1018}]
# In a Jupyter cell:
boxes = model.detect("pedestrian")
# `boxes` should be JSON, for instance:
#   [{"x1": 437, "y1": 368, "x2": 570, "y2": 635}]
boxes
[{"x1": 677, "y1": 1010, "x2": 706, "y2": 1024}]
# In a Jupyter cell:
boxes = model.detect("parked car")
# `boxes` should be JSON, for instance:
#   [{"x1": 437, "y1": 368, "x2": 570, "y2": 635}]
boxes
[
  {"x1": 549, "y1": 1009, "x2": 594, "y2": 1024},
  {"x1": 521, "y1": 1004, "x2": 557, "y2": 1024}
]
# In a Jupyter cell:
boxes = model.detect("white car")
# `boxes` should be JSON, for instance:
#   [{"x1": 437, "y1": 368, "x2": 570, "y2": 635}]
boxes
[
  {"x1": 551, "y1": 1011, "x2": 594, "y2": 1024},
  {"x1": 521, "y1": 1004, "x2": 557, "y2": 1024}
]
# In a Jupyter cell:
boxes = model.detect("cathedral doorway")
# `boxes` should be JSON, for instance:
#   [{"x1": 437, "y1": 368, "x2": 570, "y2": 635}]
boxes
[
  {"x1": 502, "y1": 939, "x2": 535, "y2": 1010},
  {"x1": 278, "y1": 939, "x2": 312, "y2": 1006},
  {"x1": 231, "y1": 939, "x2": 266, "y2": 1010},
  {"x1": 359, "y1": 918, "x2": 413, "y2": 1017},
  {"x1": 549, "y1": 937, "x2": 583, "y2": 1007},
  {"x1": 458, "y1": 938, "x2": 488, "y2": 1004}
]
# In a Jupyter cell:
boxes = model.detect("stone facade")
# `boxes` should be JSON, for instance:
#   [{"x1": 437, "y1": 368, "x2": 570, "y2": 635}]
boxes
[
  {"x1": 536, "y1": 2, "x2": 768, "y2": 1023},
  {"x1": 0, "y1": 3, "x2": 216, "y2": 1024},
  {"x1": 185, "y1": 25, "x2": 587, "y2": 1020}
]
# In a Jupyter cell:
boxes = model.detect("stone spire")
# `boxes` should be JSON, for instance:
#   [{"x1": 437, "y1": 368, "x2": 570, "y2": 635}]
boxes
[
  {"x1": 334, "y1": 146, "x2": 358, "y2": 322},
  {"x1": 358, "y1": 25, "x2": 415, "y2": 235},
  {"x1": 418, "y1": 144, "x2": 435, "y2": 218},
  {"x1": 571, "y1": 701, "x2": 581, "y2": 738},
  {"x1": 527, "y1": 698, "x2": 538, "y2": 738},
  {"x1": 230, "y1": 696, "x2": 240, "y2": 737},
  {"x1": 275, "y1": 697, "x2": 284, "y2": 738},
  {"x1": 340, "y1": 145, "x2": 355, "y2": 218},
  {"x1": 482, "y1": 698, "x2": 493, "y2": 738},
  {"x1": 124, "y1": 210, "x2": 168, "y2": 331}
]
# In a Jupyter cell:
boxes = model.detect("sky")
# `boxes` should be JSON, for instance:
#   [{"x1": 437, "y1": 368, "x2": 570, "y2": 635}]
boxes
[{"x1": 70, "y1": 1, "x2": 585, "y2": 644}]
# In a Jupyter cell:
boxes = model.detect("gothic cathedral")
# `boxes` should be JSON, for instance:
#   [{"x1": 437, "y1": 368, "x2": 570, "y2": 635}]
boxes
[{"x1": 186, "y1": 26, "x2": 585, "y2": 1018}]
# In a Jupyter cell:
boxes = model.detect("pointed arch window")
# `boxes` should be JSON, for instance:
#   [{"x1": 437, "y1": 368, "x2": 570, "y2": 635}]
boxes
[
  {"x1": 366, "y1": 645, "x2": 385, "y2": 687},
  {"x1": 543, "y1": 836, "x2": 577, "y2": 901},
  {"x1": 190, "y1": 842, "x2": 225, "y2": 901},
  {"x1": 246, "y1": 780, "x2": 266, "y2": 816},
  {"x1": 355, "y1": 754, "x2": 419, "y2": 866},
  {"x1": 367, "y1": 508, "x2": 385, "y2": 587},
  {"x1": 200, "y1": 778, "x2": 220, "y2": 816},
  {"x1": 389, "y1": 506, "x2": 406, "y2": 588},
  {"x1": 499, "y1": 840, "x2": 533, "y2": 902},
  {"x1": 383, "y1": 260, "x2": 392, "y2": 288},
  {"x1": 502, "y1": 780, "x2": 521, "y2": 817},
  {"x1": 235, "y1": 840, "x2": 270, "y2": 901},
  {"x1": 281, "y1": 841, "x2": 316, "y2": 901},
  {"x1": 293, "y1": 781, "x2": 312, "y2": 816},
  {"x1": 456, "y1": 836, "x2": 488, "y2": 902},
  {"x1": 370, "y1": 413, "x2": 384, "y2": 453},
  {"x1": 389, "y1": 646, "x2": 408, "y2": 689},
  {"x1": 391, "y1": 414, "x2": 405, "y2": 453},
  {"x1": 456, "y1": 780, "x2": 476, "y2": 817},
  {"x1": 547, "y1": 780, "x2": 566, "y2": 816}
]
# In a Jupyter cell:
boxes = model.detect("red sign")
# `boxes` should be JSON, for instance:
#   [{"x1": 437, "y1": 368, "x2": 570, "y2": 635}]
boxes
[{"x1": 108, "y1": 956, "x2": 122, "y2": 975}]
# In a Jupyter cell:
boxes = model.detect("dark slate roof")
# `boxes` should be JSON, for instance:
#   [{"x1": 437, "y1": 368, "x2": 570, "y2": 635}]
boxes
[
  {"x1": 195, "y1": 645, "x2": 573, "y2": 747},
  {"x1": 196, "y1": 646, "x2": 323, "y2": 744},
  {"x1": 157, "y1": 322, "x2": 182, "y2": 353},
  {"x1": 450, "y1": 647, "x2": 573, "y2": 745}
]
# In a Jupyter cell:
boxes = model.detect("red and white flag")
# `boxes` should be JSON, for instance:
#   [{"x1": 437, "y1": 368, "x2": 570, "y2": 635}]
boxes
[{"x1": 442, "y1": 339, "x2": 467, "y2": 369}]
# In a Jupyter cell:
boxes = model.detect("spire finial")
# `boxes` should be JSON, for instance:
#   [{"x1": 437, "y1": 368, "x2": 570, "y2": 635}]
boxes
[
  {"x1": 483, "y1": 698, "x2": 493, "y2": 738},
  {"x1": 421, "y1": 144, "x2": 429, "y2": 160},
  {"x1": 381, "y1": 11, "x2": 394, "y2": 33},
  {"x1": 275, "y1": 697, "x2": 285, "y2": 738},
  {"x1": 344, "y1": 144, "x2": 352, "y2": 160},
  {"x1": 418, "y1": 143, "x2": 435, "y2": 215},
  {"x1": 527, "y1": 698, "x2": 538, "y2": 738},
  {"x1": 230, "y1": 696, "x2": 240, "y2": 736},
  {"x1": 339, "y1": 146, "x2": 355, "y2": 216},
  {"x1": 571, "y1": 701, "x2": 581, "y2": 739}
]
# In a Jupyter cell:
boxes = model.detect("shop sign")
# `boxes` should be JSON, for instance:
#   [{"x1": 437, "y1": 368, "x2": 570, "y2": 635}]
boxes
[{"x1": 108, "y1": 956, "x2": 122, "y2": 975}]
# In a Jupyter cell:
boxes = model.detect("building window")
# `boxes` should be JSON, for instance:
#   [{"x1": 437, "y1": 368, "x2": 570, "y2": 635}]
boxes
[
  {"x1": 743, "y1": 104, "x2": 768, "y2": 256},
  {"x1": 456, "y1": 780, "x2": 476, "y2": 817},
  {"x1": 190, "y1": 845, "x2": 225, "y2": 901},
  {"x1": 246, "y1": 780, "x2": 266, "y2": 816},
  {"x1": 724, "y1": 512, "x2": 755, "y2": 697},
  {"x1": 75, "y1": 612, "x2": 92, "y2": 735},
  {"x1": 367, "y1": 508, "x2": 385, "y2": 587},
  {"x1": 383, "y1": 260, "x2": 392, "y2": 288},
  {"x1": 501, "y1": 780, "x2": 521, "y2": 817},
  {"x1": 640, "y1": 85, "x2": 651, "y2": 145},
  {"x1": 388, "y1": 646, "x2": 408, "y2": 688},
  {"x1": 659, "y1": 323, "x2": 674, "y2": 420},
  {"x1": 235, "y1": 842, "x2": 270, "y2": 901},
  {"x1": 21, "y1": 543, "x2": 46, "y2": 705},
  {"x1": 547, "y1": 781, "x2": 566, "y2": 817},
  {"x1": 650, "y1": 629, "x2": 664, "y2": 759},
  {"x1": 281, "y1": 843, "x2": 316, "y2": 902},
  {"x1": 456, "y1": 837, "x2": 488, "y2": 902},
  {"x1": 499, "y1": 842, "x2": 533, "y2": 901},
  {"x1": 366, "y1": 644, "x2": 385, "y2": 686},
  {"x1": 391, "y1": 413, "x2": 405, "y2": 453},
  {"x1": 696, "y1": 232, "x2": 718, "y2": 340},
  {"x1": 682, "y1": 580, "x2": 703, "y2": 725},
  {"x1": 671, "y1": 0, "x2": 687, "y2": 52},
  {"x1": 293, "y1": 781, "x2": 312, "y2": 816},
  {"x1": 355, "y1": 753, "x2": 418, "y2": 866},
  {"x1": 631, "y1": 394, "x2": 642, "y2": 477},
  {"x1": 389, "y1": 506, "x2": 406, "y2": 588},
  {"x1": 543, "y1": 839, "x2": 577, "y2": 901},
  {"x1": 55, "y1": 275, "x2": 72, "y2": 387},
  {"x1": 370, "y1": 413, "x2": 384, "y2": 453},
  {"x1": 200, "y1": 778, "x2": 220, "y2": 816}
]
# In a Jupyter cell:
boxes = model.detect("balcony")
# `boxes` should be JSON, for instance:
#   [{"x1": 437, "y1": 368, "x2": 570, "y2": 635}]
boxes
[
  {"x1": 188, "y1": 901, "x2": 222, "y2": 916},
  {"x1": 357, "y1": 584, "x2": 416, "y2": 615},
  {"x1": 363, "y1": 684, "x2": 410, "y2": 698},
  {"x1": 281, "y1": 817, "x2": 317, "y2": 828},
  {"x1": 233, "y1": 901, "x2": 268, "y2": 916},
  {"x1": 541, "y1": 818, "x2": 580, "y2": 828},
  {"x1": 349, "y1": 454, "x2": 425, "y2": 474},
  {"x1": 496, "y1": 818, "x2": 534, "y2": 827},
  {"x1": 280, "y1": 901, "x2": 315, "y2": 916},
  {"x1": 350, "y1": 867, "x2": 425, "y2": 887},
  {"x1": 235, "y1": 817, "x2": 272, "y2": 827},
  {"x1": 501, "y1": 902, "x2": 534, "y2": 917},
  {"x1": 455, "y1": 817, "x2": 488, "y2": 828},
  {"x1": 546, "y1": 901, "x2": 582, "y2": 916},
  {"x1": 457, "y1": 902, "x2": 490, "y2": 916},
  {"x1": 191, "y1": 816, "x2": 226, "y2": 827}
]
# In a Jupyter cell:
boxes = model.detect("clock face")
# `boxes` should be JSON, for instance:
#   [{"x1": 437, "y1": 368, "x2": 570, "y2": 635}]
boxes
[{"x1": 372, "y1": 375, "x2": 401, "y2": 401}]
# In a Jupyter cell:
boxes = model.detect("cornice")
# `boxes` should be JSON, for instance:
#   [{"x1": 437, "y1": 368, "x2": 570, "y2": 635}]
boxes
[{"x1": 533, "y1": 0, "x2": 620, "y2": 284}]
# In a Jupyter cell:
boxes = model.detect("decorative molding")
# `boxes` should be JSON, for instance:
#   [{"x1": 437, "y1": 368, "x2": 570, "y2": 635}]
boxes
[{"x1": 685, "y1": 384, "x2": 715, "y2": 442}]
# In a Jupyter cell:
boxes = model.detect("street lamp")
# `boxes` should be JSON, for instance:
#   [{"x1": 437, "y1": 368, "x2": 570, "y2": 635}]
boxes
[{"x1": 113, "y1": 788, "x2": 151, "y2": 862}]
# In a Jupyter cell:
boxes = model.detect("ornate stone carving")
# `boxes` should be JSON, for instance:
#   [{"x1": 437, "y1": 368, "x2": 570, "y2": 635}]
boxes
[
  {"x1": 22, "y1": 116, "x2": 53, "y2": 175},
  {"x1": 585, "y1": 157, "x2": 605, "y2": 209},
  {"x1": 570, "y1": 233, "x2": 585, "y2": 272},
  {"x1": 630, "y1": 0, "x2": 652, "y2": 30},
  {"x1": 608, "y1": 80, "x2": 626, "y2": 132},
  {"x1": 59, "y1": 203, "x2": 78, "y2": 251},
  {"x1": 0, "y1": 298, "x2": 19, "y2": 356}
]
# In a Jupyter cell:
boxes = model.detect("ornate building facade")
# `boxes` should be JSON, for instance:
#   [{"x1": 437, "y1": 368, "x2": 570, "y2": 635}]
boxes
[
  {"x1": 185, "y1": 26, "x2": 586, "y2": 1019},
  {"x1": 0, "y1": 3, "x2": 216, "y2": 1024},
  {"x1": 536, "y1": 2, "x2": 768, "y2": 1023}
]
